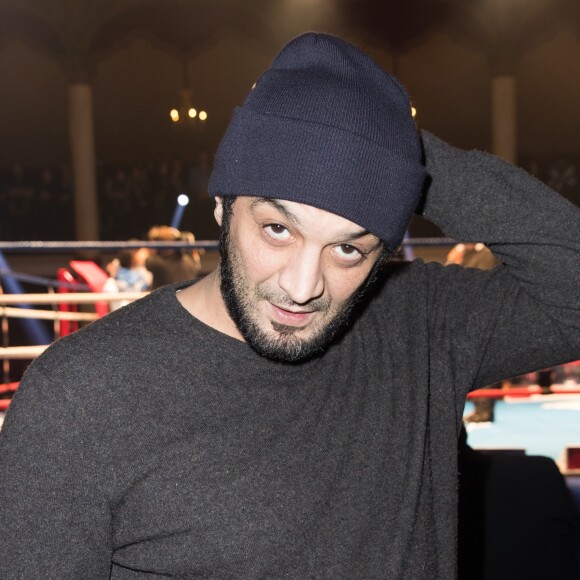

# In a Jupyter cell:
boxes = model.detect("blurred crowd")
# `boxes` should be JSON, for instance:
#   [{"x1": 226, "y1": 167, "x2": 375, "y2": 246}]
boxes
[
  {"x1": 0, "y1": 152, "x2": 218, "y2": 242},
  {"x1": 1, "y1": 156, "x2": 577, "y2": 244},
  {"x1": 0, "y1": 163, "x2": 75, "y2": 240},
  {"x1": 104, "y1": 225, "x2": 202, "y2": 309}
]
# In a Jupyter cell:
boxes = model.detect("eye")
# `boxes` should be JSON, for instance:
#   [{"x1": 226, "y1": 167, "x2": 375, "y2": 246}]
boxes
[
  {"x1": 333, "y1": 244, "x2": 363, "y2": 264},
  {"x1": 263, "y1": 223, "x2": 291, "y2": 241}
]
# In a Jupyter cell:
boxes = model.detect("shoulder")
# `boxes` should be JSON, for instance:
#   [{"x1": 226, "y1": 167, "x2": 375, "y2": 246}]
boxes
[{"x1": 23, "y1": 285, "x2": 183, "y2": 400}]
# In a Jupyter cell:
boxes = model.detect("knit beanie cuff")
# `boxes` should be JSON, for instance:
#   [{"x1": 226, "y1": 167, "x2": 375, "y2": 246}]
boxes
[{"x1": 209, "y1": 107, "x2": 427, "y2": 251}]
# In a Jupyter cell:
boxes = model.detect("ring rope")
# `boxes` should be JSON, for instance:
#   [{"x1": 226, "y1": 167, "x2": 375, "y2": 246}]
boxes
[
  {"x1": 467, "y1": 385, "x2": 580, "y2": 399},
  {"x1": 0, "y1": 237, "x2": 457, "y2": 253},
  {"x1": 0, "y1": 292, "x2": 147, "y2": 305},
  {"x1": 0, "y1": 306, "x2": 99, "y2": 322},
  {"x1": 0, "y1": 382, "x2": 18, "y2": 394},
  {"x1": 0, "y1": 268, "x2": 91, "y2": 290},
  {"x1": 0, "y1": 345, "x2": 48, "y2": 360},
  {"x1": 0, "y1": 240, "x2": 220, "y2": 252}
]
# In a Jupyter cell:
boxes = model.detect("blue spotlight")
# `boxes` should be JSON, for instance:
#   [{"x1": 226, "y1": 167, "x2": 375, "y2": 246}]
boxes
[
  {"x1": 170, "y1": 194, "x2": 190, "y2": 229},
  {"x1": 0, "y1": 252, "x2": 52, "y2": 345}
]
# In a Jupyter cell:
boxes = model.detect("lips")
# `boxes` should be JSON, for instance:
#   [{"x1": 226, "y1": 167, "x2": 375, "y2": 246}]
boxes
[{"x1": 270, "y1": 304, "x2": 314, "y2": 327}]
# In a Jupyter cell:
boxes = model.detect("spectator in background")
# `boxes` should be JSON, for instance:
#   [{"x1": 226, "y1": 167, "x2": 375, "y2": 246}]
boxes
[
  {"x1": 445, "y1": 242, "x2": 500, "y2": 270},
  {"x1": 180, "y1": 230, "x2": 202, "y2": 273},
  {"x1": 104, "y1": 244, "x2": 152, "y2": 310},
  {"x1": 109, "y1": 246, "x2": 152, "y2": 292},
  {"x1": 146, "y1": 225, "x2": 200, "y2": 289}
]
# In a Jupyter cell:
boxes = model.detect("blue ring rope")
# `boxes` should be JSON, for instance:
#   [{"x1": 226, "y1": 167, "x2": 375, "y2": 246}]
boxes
[{"x1": 0, "y1": 238, "x2": 456, "y2": 253}]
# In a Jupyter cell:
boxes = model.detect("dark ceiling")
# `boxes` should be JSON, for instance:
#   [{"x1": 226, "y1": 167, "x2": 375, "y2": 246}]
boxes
[{"x1": 1, "y1": 0, "x2": 579, "y2": 175}]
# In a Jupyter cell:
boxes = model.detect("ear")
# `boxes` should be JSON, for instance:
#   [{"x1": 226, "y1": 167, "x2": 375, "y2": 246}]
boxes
[{"x1": 214, "y1": 196, "x2": 224, "y2": 226}]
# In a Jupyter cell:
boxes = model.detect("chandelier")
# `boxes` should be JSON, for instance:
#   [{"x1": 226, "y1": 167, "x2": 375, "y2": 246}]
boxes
[{"x1": 169, "y1": 59, "x2": 208, "y2": 125}]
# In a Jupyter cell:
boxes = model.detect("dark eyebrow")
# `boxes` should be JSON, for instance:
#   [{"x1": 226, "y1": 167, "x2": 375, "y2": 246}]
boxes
[
  {"x1": 249, "y1": 198, "x2": 301, "y2": 225},
  {"x1": 251, "y1": 197, "x2": 381, "y2": 248},
  {"x1": 343, "y1": 229, "x2": 372, "y2": 241},
  {"x1": 342, "y1": 231, "x2": 383, "y2": 254}
]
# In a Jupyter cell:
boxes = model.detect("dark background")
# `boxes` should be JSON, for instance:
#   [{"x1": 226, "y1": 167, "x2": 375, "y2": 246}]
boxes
[{"x1": 0, "y1": 0, "x2": 579, "y2": 242}]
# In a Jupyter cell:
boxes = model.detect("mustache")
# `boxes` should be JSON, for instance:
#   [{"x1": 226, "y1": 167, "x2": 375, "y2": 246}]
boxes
[{"x1": 255, "y1": 285, "x2": 331, "y2": 312}]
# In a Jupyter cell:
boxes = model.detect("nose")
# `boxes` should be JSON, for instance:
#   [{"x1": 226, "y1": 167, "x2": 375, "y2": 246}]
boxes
[{"x1": 278, "y1": 246, "x2": 325, "y2": 305}]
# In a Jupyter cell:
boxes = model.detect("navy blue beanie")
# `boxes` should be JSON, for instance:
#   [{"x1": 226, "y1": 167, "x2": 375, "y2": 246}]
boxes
[{"x1": 208, "y1": 32, "x2": 426, "y2": 251}]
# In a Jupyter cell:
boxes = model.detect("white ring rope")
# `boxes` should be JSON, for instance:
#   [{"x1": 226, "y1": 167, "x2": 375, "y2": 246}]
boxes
[
  {"x1": 0, "y1": 292, "x2": 148, "y2": 305},
  {"x1": 0, "y1": 293, "x2": 148, "y2": 364},
  {"x1": 0, "y1": 306, "x2": 99, "y2": 322},
  {"x1": 0, "y1": 345, "x2": 49, "y2": 360}
]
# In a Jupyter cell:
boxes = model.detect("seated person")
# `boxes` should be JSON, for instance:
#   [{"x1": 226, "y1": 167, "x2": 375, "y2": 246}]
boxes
[{"x1": 104, "y1": 245, "x2": 152, "y2": 310}]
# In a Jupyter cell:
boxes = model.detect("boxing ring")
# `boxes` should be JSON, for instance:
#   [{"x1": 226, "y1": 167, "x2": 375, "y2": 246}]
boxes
[
  {"x1": 1, "y1": 239, "x2": 579, "y2": 481},
  {"x1": 0, "y1": 292, "x2": 147, "y2": 412}
]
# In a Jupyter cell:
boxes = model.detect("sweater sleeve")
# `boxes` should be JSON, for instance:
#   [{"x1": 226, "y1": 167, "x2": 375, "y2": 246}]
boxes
[
  {"x1": 0, "y1": 364, "x2": 112, "y2": 578},
  {"x1": 420, "y1": 131, "x2": 580, "y2": 391}
]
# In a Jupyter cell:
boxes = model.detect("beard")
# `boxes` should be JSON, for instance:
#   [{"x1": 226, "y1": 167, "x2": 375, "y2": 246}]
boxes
[{"x1": 218, "y1": 199, "x2": 386, "y2": 363}]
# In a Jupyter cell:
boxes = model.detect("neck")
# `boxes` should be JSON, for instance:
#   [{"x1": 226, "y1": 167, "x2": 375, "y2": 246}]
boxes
[{"x1": 176, "y1": 268, "x2": 244, "y2": 342}]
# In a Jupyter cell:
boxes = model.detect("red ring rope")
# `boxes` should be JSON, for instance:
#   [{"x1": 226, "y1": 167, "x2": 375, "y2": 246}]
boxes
[{"x1": 1, "y1": 383, "x2": 579, "y2": 414}]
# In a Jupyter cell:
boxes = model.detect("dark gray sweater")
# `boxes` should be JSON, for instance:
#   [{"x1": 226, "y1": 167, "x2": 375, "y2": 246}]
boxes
[{"x1": 1, "y1": 133, "x2": 579, "y2": 579}]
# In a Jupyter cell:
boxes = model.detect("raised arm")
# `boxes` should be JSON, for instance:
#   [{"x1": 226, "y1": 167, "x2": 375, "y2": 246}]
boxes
[{"x1": 420, "y1": 131, "x2": 580, "y2": 391}]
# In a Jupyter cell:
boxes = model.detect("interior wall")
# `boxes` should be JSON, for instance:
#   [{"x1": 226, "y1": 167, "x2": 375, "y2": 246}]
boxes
[
  {"x1": 395, "y1": 32, "x2": 491, "y2": 151},
  {"x1": 0, "y1": 25, "x2": 579, "y2": 172},
  {"x1": 518, "y1": 29, "x2": 580, "y2": 158},
  {"x1": 0, "y1": 42, "x2": 68, "y2": 167},
  {"x1": 93, "y1": 35, "x2": 272, "y2": 166}
]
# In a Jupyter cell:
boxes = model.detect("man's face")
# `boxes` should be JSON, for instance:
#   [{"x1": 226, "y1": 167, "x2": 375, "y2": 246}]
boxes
[{"x1": 218, "y1": 196, "x2": 385, "y2": 362}]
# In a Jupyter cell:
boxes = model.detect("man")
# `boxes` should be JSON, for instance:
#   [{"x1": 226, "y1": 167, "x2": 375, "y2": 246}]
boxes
[{"x1": 1, "y1": 33, "x2": 579, "y2": 579}]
